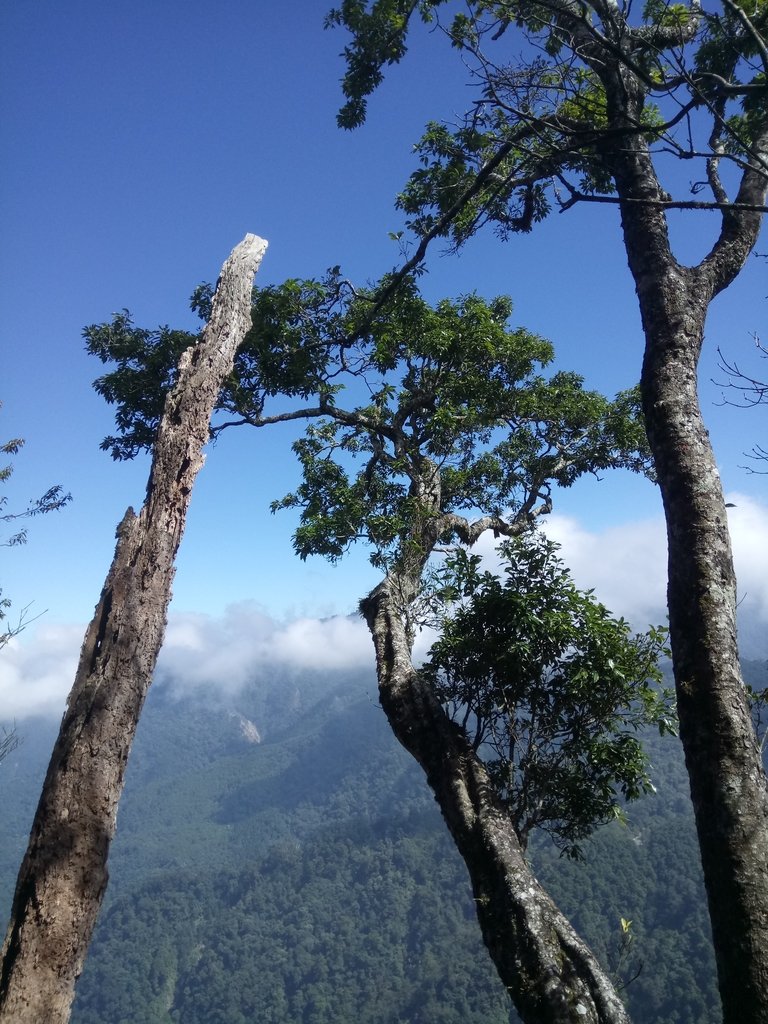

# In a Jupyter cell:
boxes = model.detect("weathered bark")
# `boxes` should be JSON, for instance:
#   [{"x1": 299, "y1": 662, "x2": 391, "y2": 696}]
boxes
[
  {"x1": 0, "y1": 233, "x2": 268, "y2": 1024},
  {"x1": 360, "y1": 574, "x2": 630, "y2": 1024},
  {"x1": 634, "y1": 263, "x2": 768, "y2": 1024},
  {"x1": 640, "y1": 285, "x2": 768, "y2": 1024},
  {"x1": 604, "y1": 87, "x2": 768, "y2": 1021}
]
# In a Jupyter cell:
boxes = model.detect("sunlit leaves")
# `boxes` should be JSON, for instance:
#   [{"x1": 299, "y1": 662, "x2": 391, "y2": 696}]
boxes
[
  {"x1": 265, "y1": 284, "x2": 651, "y2": 568},
  {"x1": 396, "y1": 119, "x2": 553, "y2": 245},
  {"x1": 87, "y1": 274, "x2": 651, "y2": 572},
  {"x1": 85, "y1": 271, "x2": 356, "y2": 460},
  {"x1": 238, "y1": 273, "x2": 351, "y2": 405},
  {"x1": 643, "y1": 0, "x2": 693, "y2": 29},
  {"x1": 271, "y1": 421, "x2": 409, "y2": 563},
  {"x1": 423, "y1": 535, "x2": 674, "y2": 858},
  {"x1": 331, "y1": 0, "x2": 768, "y2": 249}
]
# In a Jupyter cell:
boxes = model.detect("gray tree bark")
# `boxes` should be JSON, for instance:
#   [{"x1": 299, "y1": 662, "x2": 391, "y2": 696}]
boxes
[
  {"x1": 601, "y1": 74, "x2": 768, "y2": 1022},
  {"x1": 0, "y1": 233, "x2": 267, "y2": 1024}
]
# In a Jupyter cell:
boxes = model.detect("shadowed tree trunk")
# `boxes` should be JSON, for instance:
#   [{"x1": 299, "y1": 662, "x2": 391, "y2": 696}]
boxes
[{"x1": 0, "y1": 233, "x2": 267, "y2": 1024}]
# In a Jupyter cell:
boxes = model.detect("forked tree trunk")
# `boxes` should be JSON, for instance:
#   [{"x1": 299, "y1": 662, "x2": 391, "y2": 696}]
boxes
[{"x1": 0, "y1": 233, "x2": 267, "y2": 1024}]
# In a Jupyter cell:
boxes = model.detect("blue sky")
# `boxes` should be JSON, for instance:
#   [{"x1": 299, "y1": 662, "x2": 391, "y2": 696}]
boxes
[{"x1": 1, "y1": 1, "x2": 766, "y2": 714}]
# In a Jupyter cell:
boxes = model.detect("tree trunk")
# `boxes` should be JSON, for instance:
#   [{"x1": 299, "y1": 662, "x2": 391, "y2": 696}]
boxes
[
  {"x1": 609, "y1": 125, "x2": 768, "y2": 1020},
  {"x1": 636, "y1": 272, "x2": 768, "y2": 1023},
  {"x1": 0, "y1": 233, "x2": 268, "y2": 1024},
  {"x1": 360, "y1": 573, "x2": 630, "y2": 1024}
]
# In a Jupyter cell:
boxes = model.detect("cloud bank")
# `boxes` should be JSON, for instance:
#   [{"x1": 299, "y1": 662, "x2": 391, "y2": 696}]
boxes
[
  {"x1": 0, "y1": 607, "x2": 374, "y2": 722},
  {"x1": 0, "y1": 623, "x2": 83, "y2": 720},
  {"x1": 158, "y1": 605, "x2": 373, "y2": 696},
  {"x1": 546, "y1": 493, "x2": 768, "y2": 653},
  {"x1": 2, "y1": 494, "x2": 766, "y2": 720}
]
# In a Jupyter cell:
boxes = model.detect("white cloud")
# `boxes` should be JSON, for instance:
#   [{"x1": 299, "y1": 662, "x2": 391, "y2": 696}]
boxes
[
  {"x1": 269, "y1": 615, "x2": 372, "y2": 671},
  {"x1": 158, "y1": 603, "x2": 373, "y2": 693},
  {"x1": 727, "y1": 493, "x2": 768, "y2": 656},
  {"x1": 0, "y1": 623, "x2": 82, "y2": 721},
  {"x1": 3, "y1": 494, "x2": 766, "y2": 720},
  {"x1": 0, "y1": 604, "x2": 374, "y2": 720},
  {"x1": 542, "y1": 512, "x2": 669, "y2": 628},
  {"x1": 496, "y1": 492, "x2": 767, "y2": 657}
]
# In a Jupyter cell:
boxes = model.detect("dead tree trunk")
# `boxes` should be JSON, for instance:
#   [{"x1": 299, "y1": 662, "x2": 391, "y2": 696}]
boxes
[{"x1": 0, "y1": 233, "x2": 267, "y2": 1024}]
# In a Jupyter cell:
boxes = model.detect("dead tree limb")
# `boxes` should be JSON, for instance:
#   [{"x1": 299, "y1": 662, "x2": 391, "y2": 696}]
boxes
[{"x1": 0, "y1": 233, "x2": 268, "y2": 1024}]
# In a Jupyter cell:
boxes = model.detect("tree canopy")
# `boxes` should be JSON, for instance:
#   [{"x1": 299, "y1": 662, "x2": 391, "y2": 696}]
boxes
[
  {"x1": 87, "y1": 273, "x2": 651, "y2": 563},
  {"x1": 328, "y1": 0, "x2": 767, "y2": 234},
  {"x1": 84, "y1": 275, "x2": 668, "y2": 1022},
  {"x1": 326, "y1": 4, "x2": 768, "y2": 1019},
  {"x1": 423, "y1": 536, "x2": 673, "y2": 859}
]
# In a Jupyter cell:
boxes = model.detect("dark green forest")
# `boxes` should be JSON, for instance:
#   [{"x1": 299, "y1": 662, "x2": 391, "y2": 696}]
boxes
[{"x1": 3, "y1": 658, "x2": 764, "y2": 1023}]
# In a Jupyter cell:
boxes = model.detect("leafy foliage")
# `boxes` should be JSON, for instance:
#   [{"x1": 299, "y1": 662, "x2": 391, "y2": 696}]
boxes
[
  {"x1": 84, "y1": 271, "x2": 359, "y2": 460},
  {"x1": 423, "y1": 534, "x2": 674, "y2": 857},
  {"x1": 327, "y1": 0, "x2": 767, "y2": 252},
  {"x1": 84, "y1": 313, "x2": 199, "y2": 460},
  {"x1": 325, "y1": 1, "x2": 440, "y2": 129},
  {"x1": 86, "y1": 275, "x2": 652, "y2": 574},
  {"x1": 267, "y1": 281, "x2": 652, "y2": 567}
]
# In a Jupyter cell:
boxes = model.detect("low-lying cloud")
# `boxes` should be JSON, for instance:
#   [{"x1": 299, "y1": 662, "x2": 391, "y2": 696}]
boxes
[
  {"x1": 2, "y1": 494, "x2": 766, "y2": 720},
  {"x1": 0, "y1": 623, "x2": 83, "y2": 720},
  {"x1": 543, "y1": 512, "x2": 668, "y2": 628},
  {"x1": 0, "y1": 607, "x2": 375, "y2": 722},
  {"x1": 159, "y1": 605, "x2": 373, "y2": 696}
]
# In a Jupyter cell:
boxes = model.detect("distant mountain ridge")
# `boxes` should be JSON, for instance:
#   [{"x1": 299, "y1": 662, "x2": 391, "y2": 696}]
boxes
[{"x1": 5, "y1": 660, "x2": 764, "y2": 1022}]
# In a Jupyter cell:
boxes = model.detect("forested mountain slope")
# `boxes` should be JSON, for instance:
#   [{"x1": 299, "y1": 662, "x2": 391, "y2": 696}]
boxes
[{"x1": 4, "y1": 659, "x2": 761, "y2": 1022}]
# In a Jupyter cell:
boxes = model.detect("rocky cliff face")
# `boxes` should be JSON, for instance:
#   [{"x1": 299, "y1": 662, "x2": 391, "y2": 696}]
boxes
[{"x1": 232, "y1": 713, "x2": 261, "y2": 745}]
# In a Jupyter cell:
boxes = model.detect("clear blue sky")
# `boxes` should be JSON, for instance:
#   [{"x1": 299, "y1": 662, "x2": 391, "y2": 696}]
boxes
[{"x1": 2, "y1": 0, "x2": 766, "y2": 642}]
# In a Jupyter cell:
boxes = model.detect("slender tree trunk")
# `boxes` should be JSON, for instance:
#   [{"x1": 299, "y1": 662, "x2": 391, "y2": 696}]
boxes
[
  {"x1": 636, "y1": 276, "x2": 768, "y2": 1023},
  {"x1": 609, "y1": 124, "x2": 768, "y2": 1019},
  {"x1": 0, "y1": 233, "x2": 267, "y2": 1024},
  {"x1": 360, "y1": 581, "x2": 630, "y2": 1024}
]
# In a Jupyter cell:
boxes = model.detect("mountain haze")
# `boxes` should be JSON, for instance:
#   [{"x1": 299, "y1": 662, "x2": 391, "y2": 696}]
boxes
[{"x1": 1, "y1": 661, "x2": 751, "y2": 1022}]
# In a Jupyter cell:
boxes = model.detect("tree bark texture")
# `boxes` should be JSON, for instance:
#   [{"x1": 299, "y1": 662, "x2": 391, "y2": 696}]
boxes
[
  {"x1": 0, "y1": 233, "x2": 268, "y2": 1024},
  {"x1": 607, "y1": 105, "x2": 768, "y2": 1023},
  {"x1": 636, "y1": 264, "x2": 768, "y2": 1024}
]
